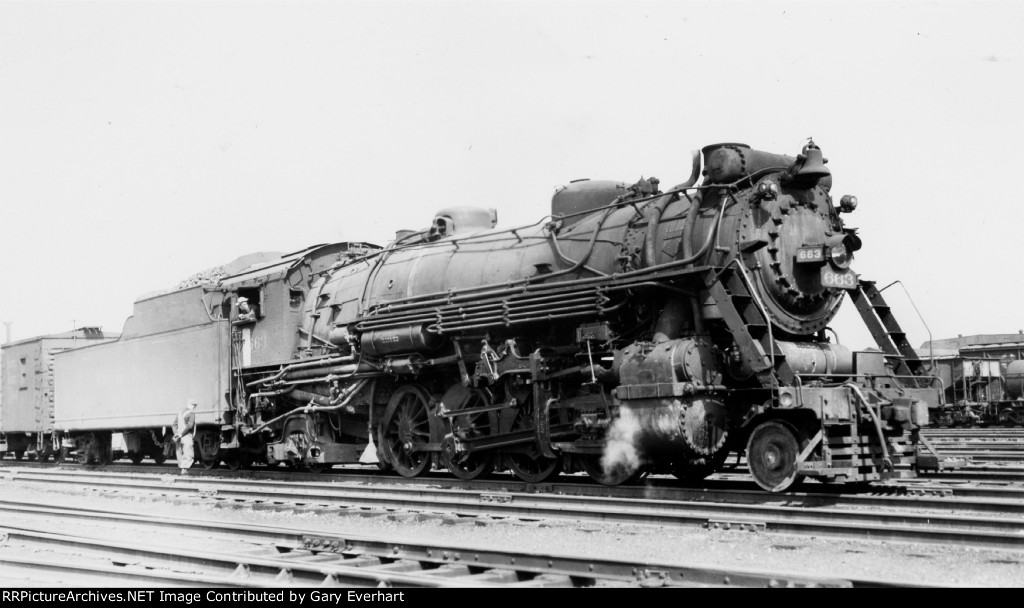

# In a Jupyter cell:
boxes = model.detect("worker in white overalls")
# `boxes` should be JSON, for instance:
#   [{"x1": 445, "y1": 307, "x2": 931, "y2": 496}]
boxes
[{"x1": 172, "y1": 398, "x2": 198, "y2": 475}]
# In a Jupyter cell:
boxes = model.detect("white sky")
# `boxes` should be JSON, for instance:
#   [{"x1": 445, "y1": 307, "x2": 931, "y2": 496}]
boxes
[{"x1": 2, "y1": 0, "x2": 1022, "y2": 352}]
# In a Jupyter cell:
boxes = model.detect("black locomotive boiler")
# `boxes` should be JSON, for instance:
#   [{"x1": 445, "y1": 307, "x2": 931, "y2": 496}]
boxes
[{"x1": 43, "y1": 140, "x2": 959, "y2": 492}]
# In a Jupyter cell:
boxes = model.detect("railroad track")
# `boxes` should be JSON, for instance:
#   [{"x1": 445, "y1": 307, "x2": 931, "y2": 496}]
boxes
[
  {"x1": 0, "y1": 498, "x2": 908, "y2": 588},
  {"x1": 5, "y1": 457, "x2": 1024, "y2": 494},
  {"x1": 920, "y1": 429, "x2": 1024, "y2": 462},
  {"x1": 923, "y1": 429, "x2": 1024, "y2": 439},
  {"x1": 5, "y1": 467, "x2": 1024, "y2": 552}
]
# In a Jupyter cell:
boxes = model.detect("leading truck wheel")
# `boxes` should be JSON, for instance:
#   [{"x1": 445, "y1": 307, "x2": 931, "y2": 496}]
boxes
[{"x1": 746, "y1": 421, "x2": 802, "y2": 493}]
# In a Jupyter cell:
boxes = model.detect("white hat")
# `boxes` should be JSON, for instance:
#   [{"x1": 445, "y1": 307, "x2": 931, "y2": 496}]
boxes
[
  {"x1": 187, "y1": 398, "x2": 198, "y2": 406},
  {"x1": 237, "y1": 297, "x2": 248, "y2": 303}
]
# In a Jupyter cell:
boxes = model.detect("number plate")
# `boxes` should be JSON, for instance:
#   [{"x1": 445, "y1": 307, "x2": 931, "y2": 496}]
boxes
[
  {"x1": 821, "y1": 268, "x2": 858, "y2": 290},
  {"x1": 796, "y1": 246, "x2": 825, "y2": 264}
]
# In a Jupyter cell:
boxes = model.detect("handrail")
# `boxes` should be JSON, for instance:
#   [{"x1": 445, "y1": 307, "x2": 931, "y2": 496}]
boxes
[
  {"x1": 844, "y1": 383, "x2": 894, "y2": 472},
  {"x1": 791, "y1": 371, "x2": 945, "y2": 405},
  {"x1": 879, "y1": 279, "x2": 935, "y2": 373},
  {"x1": 730, "y1": 259, "x2": 775, "y2": 371}
]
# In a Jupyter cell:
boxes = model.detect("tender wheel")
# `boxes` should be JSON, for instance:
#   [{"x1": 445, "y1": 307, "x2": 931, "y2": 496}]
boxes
[
  {"x1": 198, "y1": 445, "x2": 220, "y2": 470},
  {"x1": 441, "y1": 389, "x2": 496, "y2": 481},
  {"x1": 129, "y1": 452, "x2": 145, "y2": 465},
  {"x1": 746, "y1": 421, "x2": 803, "y2": 492},
  {"x1": 54, "y1": 447, "x2": 68, "y2": 464},
  {"x1": 223, "y1": 452, "x2": 242, "y2": 471},
  {"x1": 382, "y1": 385, "x2": 434, "y2": 478},
  {"x1": 581, "y1": 454, "x2": 645, "y2": 486},
  {"x1": 14, "y1": 450, "x2": 24, "y2": 461}
]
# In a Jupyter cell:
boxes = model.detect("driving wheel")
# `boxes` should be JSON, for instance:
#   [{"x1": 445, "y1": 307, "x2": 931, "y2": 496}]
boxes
[
  {"x1": 441, "y1": 389, "x2": 496, "y2": 480},
  {"x1": 506, "y1": 403, "x2": 561, "y2": 483}
]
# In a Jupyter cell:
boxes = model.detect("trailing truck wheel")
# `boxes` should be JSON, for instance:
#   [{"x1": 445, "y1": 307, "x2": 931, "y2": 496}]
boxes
[
  {"x1": 746, "y1": 421, "x2": 803, "y2": 493},
  {"x1": 129, "y1": 452, "x2": 145, "y2": 465},
  {"x1": 382, "y1": 386, "x2": 433, "y2": 478},
  {"x1": 14, "y1": 450, "x2": 24, "y2": 461}
]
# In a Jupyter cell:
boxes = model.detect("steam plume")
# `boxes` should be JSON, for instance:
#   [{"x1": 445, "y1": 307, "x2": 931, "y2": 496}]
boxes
[{"x1": 601, "y1": 406, "x2": 643, "y2": 478}]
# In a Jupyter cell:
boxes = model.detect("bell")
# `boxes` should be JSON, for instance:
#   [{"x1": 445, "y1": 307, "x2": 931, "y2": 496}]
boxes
[{"x1": 792, "y1": 139, "x2": 830, "y2": 181}]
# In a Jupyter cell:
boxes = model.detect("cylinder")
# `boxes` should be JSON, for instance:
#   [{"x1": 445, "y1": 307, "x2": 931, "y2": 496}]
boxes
[
  {"x1": 1005, "y1": 360, "x2": 1024, "y2": 400},
  {"x1": 775, "y1": 341, "x2": 853, "y2": 375}
]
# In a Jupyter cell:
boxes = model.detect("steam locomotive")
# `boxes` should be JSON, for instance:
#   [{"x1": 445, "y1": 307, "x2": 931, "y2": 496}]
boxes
[{"x1": 2, "y1": 140, "x2": 961, "y2": 492}]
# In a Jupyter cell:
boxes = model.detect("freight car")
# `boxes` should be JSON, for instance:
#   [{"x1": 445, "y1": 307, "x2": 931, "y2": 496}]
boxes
[
  {"x1": 930, "y1": 355, "x2": 1024, "y2": 427},
  {"x1": 0, "y1": 327, "x2": 118, "y2": 460},
  {"x1": 17, "y1": 140, "x2": 961, "y2": 492}
]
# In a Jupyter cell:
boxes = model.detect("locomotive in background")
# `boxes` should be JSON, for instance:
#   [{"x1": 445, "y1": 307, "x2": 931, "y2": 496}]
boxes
[{"x1": 0, "y1": 140, "x2": 962, "y2": 492}]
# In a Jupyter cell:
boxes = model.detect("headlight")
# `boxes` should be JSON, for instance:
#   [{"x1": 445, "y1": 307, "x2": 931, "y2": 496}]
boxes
[
  {"x1": 828, "y1": 244, "x2": 851, "y2": 269},
  {"x1": 826, "y1": 235, "x2": 852, "y2": 269},
  {"x1": 778, "y1": 390, "x2": 795, "y2": 408}
]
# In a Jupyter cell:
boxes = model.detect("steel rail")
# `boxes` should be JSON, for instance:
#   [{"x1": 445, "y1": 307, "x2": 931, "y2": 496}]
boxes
[
  {"x1": 0, "y1": 525, "x2": 490, "y2": 588},
  {"x1": 7, "y1": 469, "x2": 1024, "y2": 551},
  {"x1": 5, "y1": 459, "x2": 1024, "y2": 501},
  {"x1": 0, "y1": 552, "x2": 257, "y2": 587},
  {"x1": 0, "y1": 501, "x2": 901, "y2": 588},
  {"x1": 6, "y1": 464, "x2": 1024, "y2": 511}
]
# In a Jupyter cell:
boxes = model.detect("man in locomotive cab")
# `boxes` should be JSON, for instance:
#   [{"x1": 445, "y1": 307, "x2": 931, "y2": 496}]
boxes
[{"x1": 236, "y1": 296, "x2": 257, "y2": 323}]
